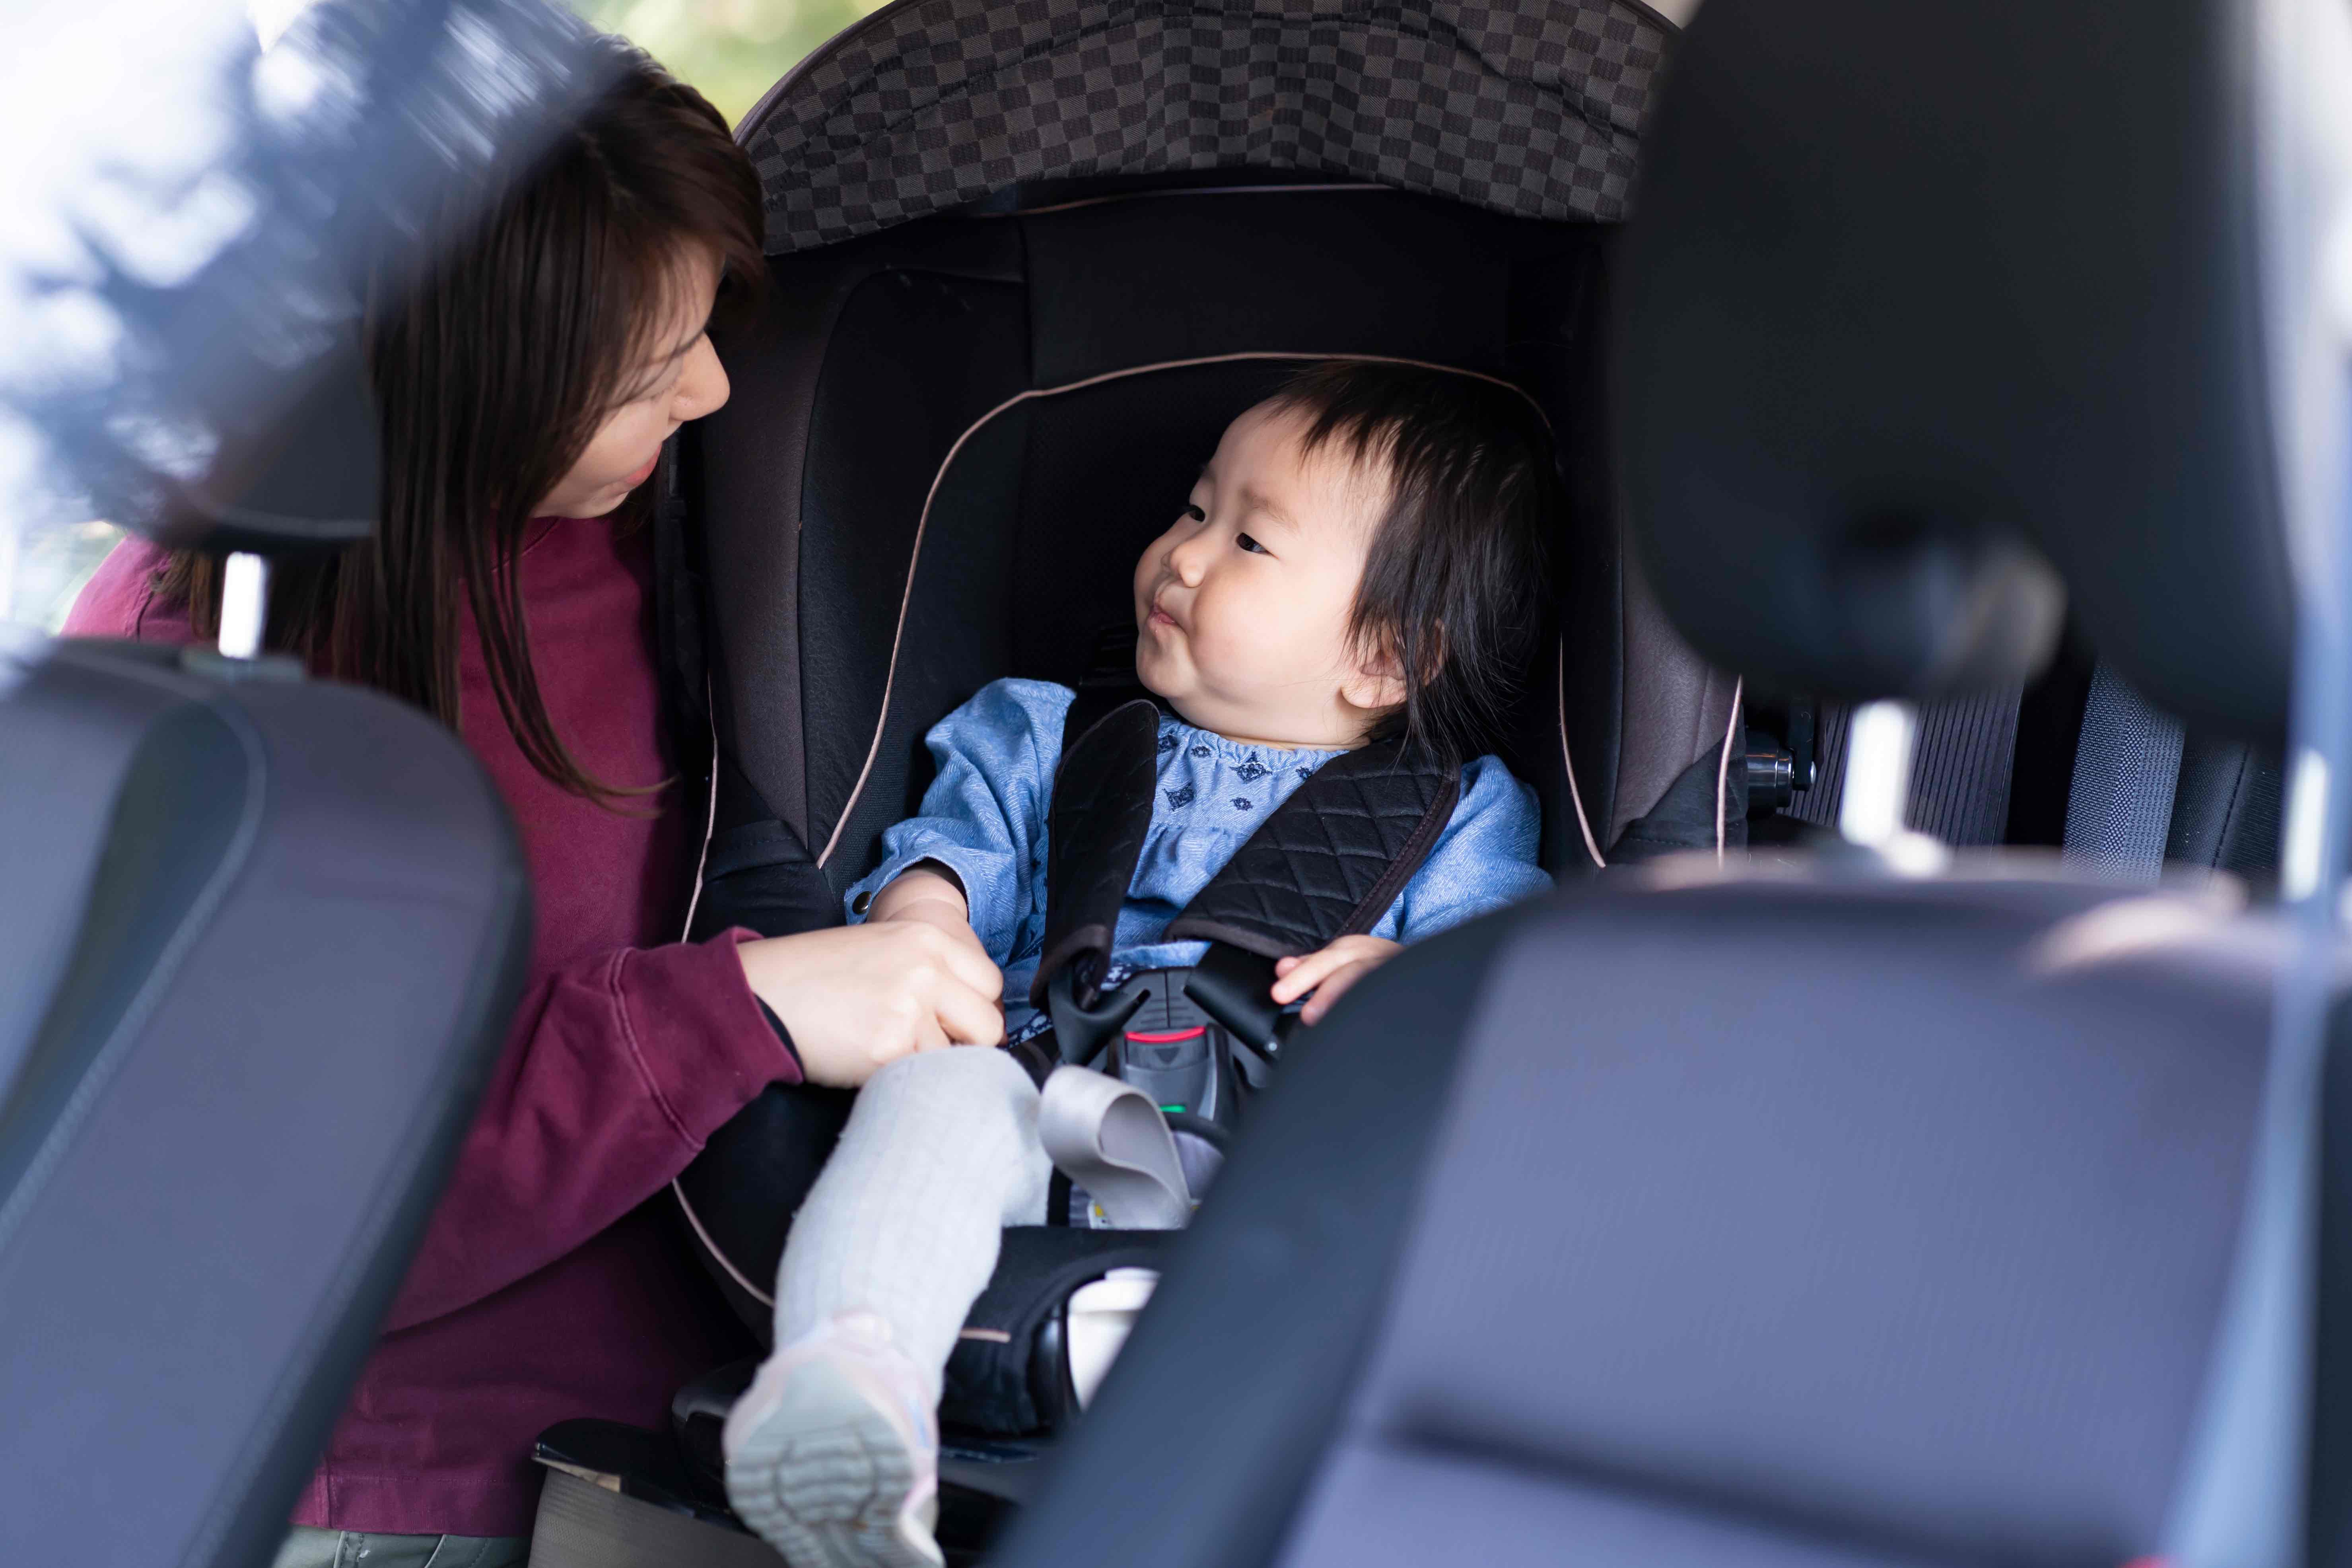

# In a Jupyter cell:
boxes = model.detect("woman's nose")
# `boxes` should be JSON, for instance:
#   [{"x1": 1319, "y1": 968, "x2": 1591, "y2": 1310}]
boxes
[{"x1": 673, "y1": 336, "x2": 731, "y2": 423}]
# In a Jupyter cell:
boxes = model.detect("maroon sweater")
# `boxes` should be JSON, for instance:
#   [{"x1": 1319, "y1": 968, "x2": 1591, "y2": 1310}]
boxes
[{"x1": 65, "y1": 521, "x2": 795, "y2": 1537}]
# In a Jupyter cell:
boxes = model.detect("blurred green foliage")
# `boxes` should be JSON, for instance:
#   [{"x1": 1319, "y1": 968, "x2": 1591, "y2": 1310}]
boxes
[{"x1": 569, "y1": 0, "x2": 892, "y2": 126}]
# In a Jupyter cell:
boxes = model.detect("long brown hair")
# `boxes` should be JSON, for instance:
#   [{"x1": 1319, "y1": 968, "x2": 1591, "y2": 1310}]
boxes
[{"x1": 162, "y1": 50, "x2": 764, "y2": 802}]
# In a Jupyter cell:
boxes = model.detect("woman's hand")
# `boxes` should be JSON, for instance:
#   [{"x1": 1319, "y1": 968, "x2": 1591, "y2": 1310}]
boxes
[
  {"x1": 736, "y1": 920, "x2": 1004, "y2": 1088},
  {"x1": 1269, "y1": 935, "x2": 1402, "y2": 1026}
]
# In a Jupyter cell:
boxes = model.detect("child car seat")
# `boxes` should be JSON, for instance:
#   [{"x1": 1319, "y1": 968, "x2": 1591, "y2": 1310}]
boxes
[
  {"x1": 658, "y1": 0, "x2": 1741, "y2": 1343},
  {"x1": 992, "y1": 2, "x2": 2344, "y2": 1565}
]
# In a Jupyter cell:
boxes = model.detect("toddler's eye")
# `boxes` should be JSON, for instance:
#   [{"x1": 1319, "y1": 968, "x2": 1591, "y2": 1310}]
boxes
[
  {"x1": 1236, "y1": 532, "x2": 1270, "y2": 555},
  {"x1": 1182, "y1": 503, "x2": 1207, "y2": 523}
]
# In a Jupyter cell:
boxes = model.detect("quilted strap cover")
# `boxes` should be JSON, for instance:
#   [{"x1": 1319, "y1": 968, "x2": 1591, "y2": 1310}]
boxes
[{"x1": 1167, "y1": 739, "x2": 1459, "y2": 959}]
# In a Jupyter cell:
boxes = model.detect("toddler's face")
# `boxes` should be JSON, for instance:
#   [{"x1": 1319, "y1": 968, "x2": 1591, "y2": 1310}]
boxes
[{"x1": 1131, "y1": 403, "x2": 1402, "y2": 749}]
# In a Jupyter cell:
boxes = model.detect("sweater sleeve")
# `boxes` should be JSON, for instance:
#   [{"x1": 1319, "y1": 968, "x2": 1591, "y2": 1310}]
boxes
[
  {"x1": 383, "y1": 926, "x2": 795, "y2": 1331},
  {"x1": 60, "y1": 537, "x2": 185, "y2": 642}
]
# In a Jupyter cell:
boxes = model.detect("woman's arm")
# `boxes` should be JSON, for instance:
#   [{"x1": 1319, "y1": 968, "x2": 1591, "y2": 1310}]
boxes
[
  {"x1": 60, "y1": 538, "x2": 179, "y2": 641},
  {"x1": 387, "y1": 910, "x2": 1011, "y2": 1331},
  {"x1": 382, "y1": 929, "x2": 789, "y2": 1331}
]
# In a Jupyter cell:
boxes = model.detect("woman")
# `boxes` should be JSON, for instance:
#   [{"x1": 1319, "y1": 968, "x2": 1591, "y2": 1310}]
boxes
[{"x1": 64, "y1": 52, "x2": 1003, "y2": 1568}]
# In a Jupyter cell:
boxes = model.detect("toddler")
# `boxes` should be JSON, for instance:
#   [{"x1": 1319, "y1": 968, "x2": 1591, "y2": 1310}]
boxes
[{"x1": 723, "y1": 361, "x2": 1558, "y2": 1567}]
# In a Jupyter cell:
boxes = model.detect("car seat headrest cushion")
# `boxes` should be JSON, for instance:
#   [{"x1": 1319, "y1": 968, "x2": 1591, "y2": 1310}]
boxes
[
  {"x1": 741, "y1": 0, "x2": 1674, "y2": 255},
  {"x1": 1617, "y1": 0, "x2": 2294, "y2": 741}
]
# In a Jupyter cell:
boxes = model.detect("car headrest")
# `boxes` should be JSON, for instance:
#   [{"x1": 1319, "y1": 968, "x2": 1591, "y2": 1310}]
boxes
[
  {"x1": 1616, "y1": 0, "x2": 2297, "y2": 742},
  {"x1": 8, "y1": 0, "x2": 615, "y2": 558}
]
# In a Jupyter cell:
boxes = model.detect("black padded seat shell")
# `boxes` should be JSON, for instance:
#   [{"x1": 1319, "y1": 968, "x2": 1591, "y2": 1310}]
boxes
[
  {"x1": 683, "y1": 183, "x2": 1732, "y2": 930},
  {"x1": 994, "y1": 872, "x2": 2275, "y2": 1568},
  {"x1": 0, "y1": 639, "x2": 530, "y2": 1568}
]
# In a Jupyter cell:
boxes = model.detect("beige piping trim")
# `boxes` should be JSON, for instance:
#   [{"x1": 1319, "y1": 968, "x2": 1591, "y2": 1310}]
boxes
[
  {"x1": 678, "y1": 674, "x2": 720, "y2": 942},
  {"x1": 674, "y1": 1174, "x2": 776, "y2": 1308},
  {"x1": 1715, "y1": 675, "x2": 1743, "y2": 860},
  {"x1": 817, "y1": 349, "x2": 1544, "y2": 869},
  {"x1": 1556, "y1": 635, "x2": 1607, "y2": 869},
  {"x1": 672, "y1": 662, "x2": 776, "y2": 1310}
]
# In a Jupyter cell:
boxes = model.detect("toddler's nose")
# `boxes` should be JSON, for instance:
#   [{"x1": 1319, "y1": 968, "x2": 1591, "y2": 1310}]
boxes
[{"x1": 1166, "y1": 532, "x2": 1210, "y2": 584}]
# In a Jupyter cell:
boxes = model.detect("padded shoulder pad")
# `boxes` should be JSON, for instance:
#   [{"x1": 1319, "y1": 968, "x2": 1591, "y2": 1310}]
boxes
[
  {"x1": 1034, "y1": 699, "x2": 1164, "y2": 1007},
  {"x1": 1169, "y1": 742, "x2": 1459, "y2": 959}
]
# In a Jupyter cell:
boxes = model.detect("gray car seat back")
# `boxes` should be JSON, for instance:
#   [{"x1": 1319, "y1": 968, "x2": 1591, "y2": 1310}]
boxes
[
  {"x1": 0, "y1": 639, "x2": 530, "y2": 1568},
  {"x1": 997, "y1": 876, "x2": 2273, "y2": 1568},
  {"x1": 1282, "y1": 882, "x2": 2267, "y2": 1568}
]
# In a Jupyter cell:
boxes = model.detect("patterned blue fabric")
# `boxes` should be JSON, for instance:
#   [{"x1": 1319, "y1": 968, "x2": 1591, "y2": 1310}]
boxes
[{"x1": 846, "y1": 679, "x2": 1551, "y2": 1036}]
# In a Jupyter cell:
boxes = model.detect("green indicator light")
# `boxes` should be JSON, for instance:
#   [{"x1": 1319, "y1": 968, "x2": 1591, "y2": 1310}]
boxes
[{"x1": 1160, "y1": 1105, "x2": 1186, "y2": 1114}]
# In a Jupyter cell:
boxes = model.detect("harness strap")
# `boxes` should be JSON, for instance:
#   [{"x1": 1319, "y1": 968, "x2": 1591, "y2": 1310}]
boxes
[
  {"x1": 1032, "y1": 624, "x2": 1461, "y2": 1071},
  {"x1": 1165, "y1": 738, "x2": 1460, "y2": 956},
  {"x1": 1032, "y1": 697, "x2": 1162, "y2": 1015}
]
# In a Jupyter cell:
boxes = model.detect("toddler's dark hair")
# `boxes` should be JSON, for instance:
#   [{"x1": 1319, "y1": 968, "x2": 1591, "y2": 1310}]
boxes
[{"x1": 1266, "y1": 360, "x2": 1559, "y2": 761}]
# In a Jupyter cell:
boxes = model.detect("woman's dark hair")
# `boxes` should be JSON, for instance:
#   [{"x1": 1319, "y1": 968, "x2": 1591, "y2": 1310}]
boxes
[
  {"x1": 159, "y1": 49, "x2": 764, "y2": 802},
  {"x1": 1265, "y1": 359, "x2": 1559, "y2": 761}
]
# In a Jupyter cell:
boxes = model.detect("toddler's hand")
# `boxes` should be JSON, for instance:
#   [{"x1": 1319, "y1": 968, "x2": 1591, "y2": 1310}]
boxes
[
  {"x1": 736, "y1": 921, "x2": 1005, "y2": 1089},
  {"x1": 1269, "y1": 935, "x2": 1401, "y2": 1026}
]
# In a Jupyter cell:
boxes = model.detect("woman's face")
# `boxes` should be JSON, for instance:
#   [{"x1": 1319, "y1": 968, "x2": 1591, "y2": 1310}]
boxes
[{"x1": 536, "y1": 245, "x2": 730, "y2": 519}]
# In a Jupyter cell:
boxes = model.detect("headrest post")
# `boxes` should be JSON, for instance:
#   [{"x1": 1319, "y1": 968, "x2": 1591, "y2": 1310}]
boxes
[
  {"x1": 218, "y1": 552, "x2": 272, "y2": 661},
  {"x1": 1837, "y1": 701, "x2": 1915, "y2": 848},
  {"x1": 1839, "y1": 700, "x2": 1947, "y2": 874}
]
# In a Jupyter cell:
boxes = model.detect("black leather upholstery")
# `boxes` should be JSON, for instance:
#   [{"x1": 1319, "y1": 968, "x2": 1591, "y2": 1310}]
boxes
[{"x1": 0, "y1": 639, "x2": 530, "y2": 1568}]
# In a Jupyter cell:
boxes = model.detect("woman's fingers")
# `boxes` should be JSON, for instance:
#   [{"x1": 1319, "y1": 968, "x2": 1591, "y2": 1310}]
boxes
[{"x1": 738, "y1": 922, "x2": 1007, "y2": 1088}]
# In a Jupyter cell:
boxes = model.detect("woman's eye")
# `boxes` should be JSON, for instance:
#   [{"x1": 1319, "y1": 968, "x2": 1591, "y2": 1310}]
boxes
[{"x1": 1236, "y1": 532, "x2": 1269, "y2": 555}]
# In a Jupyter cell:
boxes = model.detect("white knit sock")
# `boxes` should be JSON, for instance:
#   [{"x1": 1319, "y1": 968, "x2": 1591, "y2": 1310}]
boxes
[{"x1": 772, "y1": 1046, "x2": 1051, "y2": 1402}]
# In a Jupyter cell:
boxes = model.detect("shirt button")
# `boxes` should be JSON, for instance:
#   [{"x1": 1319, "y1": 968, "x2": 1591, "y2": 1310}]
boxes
[{"x1": 852, "y1": 891, "x2": 873, "y2": 915}]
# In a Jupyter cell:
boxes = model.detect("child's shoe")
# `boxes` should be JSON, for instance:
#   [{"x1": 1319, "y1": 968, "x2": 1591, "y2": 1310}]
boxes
[{"x1": 723, "y1": 1310, "x2": 943, "y2": 1568}]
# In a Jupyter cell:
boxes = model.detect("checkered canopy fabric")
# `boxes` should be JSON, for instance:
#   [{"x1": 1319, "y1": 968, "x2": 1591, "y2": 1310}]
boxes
[{"x1": 743, "y1": 0, "x2": 1673, "y2": 254}]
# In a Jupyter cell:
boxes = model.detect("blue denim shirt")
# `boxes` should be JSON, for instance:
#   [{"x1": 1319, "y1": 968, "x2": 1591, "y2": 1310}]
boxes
[{"x1": 846, "y1": 679, "x2": 1552, "y2": 1037}]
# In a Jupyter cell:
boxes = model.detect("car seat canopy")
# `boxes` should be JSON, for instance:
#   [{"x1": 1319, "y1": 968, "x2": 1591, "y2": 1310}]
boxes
[{"x1": 742, "y1": 0, "x2": 1674, "y2": 255}]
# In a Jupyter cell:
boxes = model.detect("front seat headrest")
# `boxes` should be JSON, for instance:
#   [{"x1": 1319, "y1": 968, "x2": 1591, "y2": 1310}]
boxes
[{"x1": 1617, "y1": 0, "x2": 2296, "y2": 742}]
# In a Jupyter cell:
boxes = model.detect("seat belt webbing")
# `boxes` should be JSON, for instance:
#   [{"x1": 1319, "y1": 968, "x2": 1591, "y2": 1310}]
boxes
[{"x1": 2062, "y1": 661, "x2": 2185, "y2": 883}]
